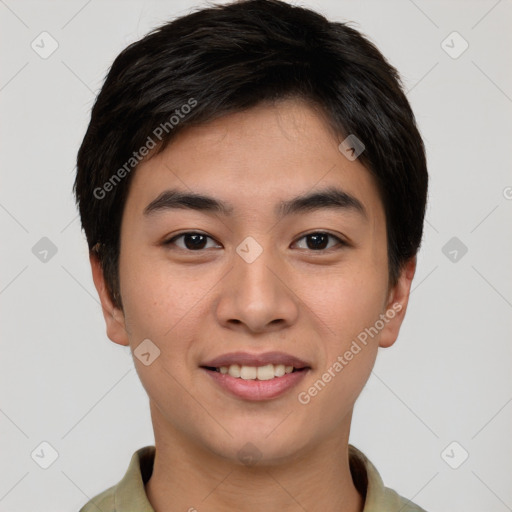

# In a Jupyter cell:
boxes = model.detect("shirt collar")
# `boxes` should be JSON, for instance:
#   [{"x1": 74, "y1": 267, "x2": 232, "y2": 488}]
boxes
[{"x1": 114, "y1": 444, "x2": 390, "y2": 511}]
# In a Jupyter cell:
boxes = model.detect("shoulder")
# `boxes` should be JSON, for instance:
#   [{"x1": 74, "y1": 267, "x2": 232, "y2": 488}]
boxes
[
  {"x1": 349, "y1": 444, "x2": 428, "y2": 512},
  {"x1": 78, "y1": 484, "x2": 116, "y2": 512},
  {"x1": 379, "y1": 486, "x2": 428, "y2": 512},
  {"x1": 78, "y1": 446, "x2": 156, "y2": 512}
]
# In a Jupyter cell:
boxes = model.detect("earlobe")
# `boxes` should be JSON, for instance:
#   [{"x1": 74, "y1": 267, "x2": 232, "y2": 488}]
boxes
[
  {"x1": 89, "y1": 251, "x2": 130, "y2": 347},
  {"x1": 378, "y1": 257, "x2": 417, "y2": 349}
]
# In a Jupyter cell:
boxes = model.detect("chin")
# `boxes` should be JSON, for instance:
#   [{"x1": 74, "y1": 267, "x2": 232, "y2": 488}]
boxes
[{"x1": 204, "y1": 421, "x2": 314, "y2": 467}]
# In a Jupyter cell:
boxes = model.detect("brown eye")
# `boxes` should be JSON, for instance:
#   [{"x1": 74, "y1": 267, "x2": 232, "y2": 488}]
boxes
[
  {"x1": 164, "y1": 232, "x2": 221, "y2": 251},
  {"x1": 294, "y1": 232, "x2": 345, "y2": 251}
]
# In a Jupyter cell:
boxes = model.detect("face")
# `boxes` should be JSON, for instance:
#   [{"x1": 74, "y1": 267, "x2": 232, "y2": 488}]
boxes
[{"x1": 91, "y1": 99, "x2": 415, "y2": 465}]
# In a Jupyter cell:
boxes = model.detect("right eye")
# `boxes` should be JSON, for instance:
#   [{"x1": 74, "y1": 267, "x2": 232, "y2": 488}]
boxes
[{"x1": 163, "y1": 231, "x2": 222, "y2": 251}]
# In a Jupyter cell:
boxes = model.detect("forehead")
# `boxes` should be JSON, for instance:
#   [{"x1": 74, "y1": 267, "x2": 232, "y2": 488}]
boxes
[{"x1": 123, "y1": 99, "x2": 384, "y2": 223}]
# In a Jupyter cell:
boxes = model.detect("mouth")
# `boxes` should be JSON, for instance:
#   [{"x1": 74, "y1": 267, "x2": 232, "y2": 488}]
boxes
[
  {"x1": 200, "y1": 351, "x2": 311, "y2": 401},
  {"x1": 202, "y1": 363, "x2": 307, "y2": 380}
]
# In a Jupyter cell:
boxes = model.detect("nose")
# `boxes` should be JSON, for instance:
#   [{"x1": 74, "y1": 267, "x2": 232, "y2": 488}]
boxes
[{"x1": 215, "y1": 241, "x2": 299, "y2": 334}]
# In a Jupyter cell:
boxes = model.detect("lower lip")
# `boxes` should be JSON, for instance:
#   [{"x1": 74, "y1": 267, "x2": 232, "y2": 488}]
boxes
[{"x1": 202, "y1": 368, "x2": 309, "y2": 401}]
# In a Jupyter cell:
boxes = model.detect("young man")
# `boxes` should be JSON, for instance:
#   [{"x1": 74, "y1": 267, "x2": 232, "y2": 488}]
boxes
[{"x1": 75, "y1": 0, "x2": 428, "y2": 510}]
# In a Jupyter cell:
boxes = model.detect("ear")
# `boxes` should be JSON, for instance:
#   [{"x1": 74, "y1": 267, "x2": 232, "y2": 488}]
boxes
[
  {"x1": 378, "y1": 256, "x2": 417, "y2": 349},
  {"x1": 89, "y1": 251, "x2": 130, "y2": 346}
]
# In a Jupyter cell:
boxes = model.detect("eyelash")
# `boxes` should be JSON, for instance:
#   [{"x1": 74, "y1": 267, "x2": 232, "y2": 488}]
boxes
[{"x1": 163, "y1": 231, "x2": 348, "y2": 252}]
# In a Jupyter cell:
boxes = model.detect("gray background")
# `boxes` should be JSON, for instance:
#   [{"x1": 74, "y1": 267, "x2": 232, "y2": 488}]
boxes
[{"x1": 1, "y1": 0, "x2": 511, "y2": 511}]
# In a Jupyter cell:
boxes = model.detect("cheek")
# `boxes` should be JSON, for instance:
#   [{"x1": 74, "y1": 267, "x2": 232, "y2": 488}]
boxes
[
  {"x1": 118, "y1": 256, "x2": 202, "y2": 401},
  {"x1": 297, "y1": 274, "x2": 384, "y2": 428},
  {"x1": 304, "y1": 262, "x2": 388, "y2": 342},
  {"x1": 119, "y1": 251, "x2": 199, "y2": 336},
  {"x1": 118, "y1": 253, "x2": 214, "y2": 383},
  {"x1": 301, "y1": 263, "x2": 386, "y2": 392}
]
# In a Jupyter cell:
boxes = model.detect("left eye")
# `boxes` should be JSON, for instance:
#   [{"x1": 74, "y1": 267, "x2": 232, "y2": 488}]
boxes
[
  {"x1": 164, "y1": 231, "x2": 345, "y2": 251},
  {"x1": 293, "y1": 232, "x2": 344, "y2": 251}
]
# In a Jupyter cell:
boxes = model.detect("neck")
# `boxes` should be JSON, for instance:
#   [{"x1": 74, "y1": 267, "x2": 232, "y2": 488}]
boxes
[{"x1": 145, "y1": 405, "x2": 364, "y2": 512}]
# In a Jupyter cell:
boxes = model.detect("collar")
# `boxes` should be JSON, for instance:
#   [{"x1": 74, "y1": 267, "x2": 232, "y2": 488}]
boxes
[{"x1": 112, "y1": 444, "x2": 423, "y2": 511}]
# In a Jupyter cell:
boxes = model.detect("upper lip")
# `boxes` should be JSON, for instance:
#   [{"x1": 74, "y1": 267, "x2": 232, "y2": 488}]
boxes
[{"x1": 201, "y1": 351, "x2": 311, "y2": 369}]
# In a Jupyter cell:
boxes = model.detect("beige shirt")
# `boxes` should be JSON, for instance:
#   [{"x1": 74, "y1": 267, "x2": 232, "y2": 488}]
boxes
[{"x1": 79, "y1": 444, "x2": 427, "y2": 511}]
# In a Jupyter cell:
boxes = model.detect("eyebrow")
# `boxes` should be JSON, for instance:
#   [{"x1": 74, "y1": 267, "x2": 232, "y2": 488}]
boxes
[{"x1": 143, "y1": 186, "x2": 367, "y2": 219}]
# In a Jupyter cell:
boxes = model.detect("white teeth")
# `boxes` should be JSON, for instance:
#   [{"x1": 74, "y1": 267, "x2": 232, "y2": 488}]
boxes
[
  {"x1": 257, "y1": 364, "x2": 275, "y2": 381},
  {"x1": 217, "y1": 363, "x2": 300, "y2": 380},
  {"x1": 274, "y1": 364, "x2": 286, "y2": 377},
  {"x1": 227, "y1": 364, "x2": 241, "y2": 378},
  {"x1": 240, "y1": 366, "x2": 257, "y2": 380}
]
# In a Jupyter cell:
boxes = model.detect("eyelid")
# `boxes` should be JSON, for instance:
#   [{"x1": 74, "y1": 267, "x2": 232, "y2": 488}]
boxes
[
  {"x1": 164, "y1": 231, "x2": 221, "y2": 249},
  {"x1": 163, "y1": 230, "x2": 348, "y2": 251},
  {"x1": 292, "y1": 231, "x2": 348, "y2": 250}
]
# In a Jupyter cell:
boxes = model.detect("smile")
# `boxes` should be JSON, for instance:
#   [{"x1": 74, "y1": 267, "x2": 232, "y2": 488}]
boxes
[
  {"x1": 200, "y1": 351, "x2": 311, "y2": 400},
  {"x1": 206, "y1": 363, "x2": 302, "y2": 380}
]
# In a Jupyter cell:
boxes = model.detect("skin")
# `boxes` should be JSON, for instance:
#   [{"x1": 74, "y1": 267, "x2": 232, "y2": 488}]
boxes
[{"x1": 91, "y1": 98, "x2": 416, "y2": 512}]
